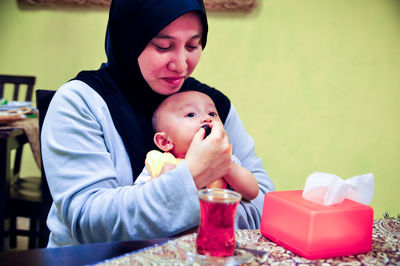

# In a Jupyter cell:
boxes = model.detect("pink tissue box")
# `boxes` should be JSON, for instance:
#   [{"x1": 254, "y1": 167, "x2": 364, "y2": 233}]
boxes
[{"x1": 260, "y1": 190, "x2": 373, "y2": 259}]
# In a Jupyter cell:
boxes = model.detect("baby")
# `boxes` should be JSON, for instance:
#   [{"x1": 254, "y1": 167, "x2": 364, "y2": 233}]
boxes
[{"x1": 136, "y1": 90, "x2": 259, "y2": 201}]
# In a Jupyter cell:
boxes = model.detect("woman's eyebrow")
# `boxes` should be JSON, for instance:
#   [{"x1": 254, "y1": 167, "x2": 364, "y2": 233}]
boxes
[{"x1": 154, "y1": 34, "x2": 202, "y2": 40}]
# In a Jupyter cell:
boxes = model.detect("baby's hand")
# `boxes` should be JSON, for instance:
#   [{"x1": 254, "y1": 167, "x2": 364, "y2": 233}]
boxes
[{"x1": 206, "y1": 178, "x2": 227, "y2": 189}]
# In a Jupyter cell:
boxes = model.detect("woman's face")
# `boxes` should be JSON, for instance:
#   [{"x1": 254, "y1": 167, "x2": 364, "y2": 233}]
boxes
[{"x1": 138, "y1": 12, "x2": 203, "y2": 95}]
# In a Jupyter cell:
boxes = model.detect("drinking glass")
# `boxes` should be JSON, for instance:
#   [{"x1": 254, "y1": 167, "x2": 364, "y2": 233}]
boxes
[{"x1": 196, "y1": 188, "x2": 242, "y2": 257}]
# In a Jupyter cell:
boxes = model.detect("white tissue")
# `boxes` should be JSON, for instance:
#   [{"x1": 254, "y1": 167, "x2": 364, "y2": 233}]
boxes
[{"x1": 302, "y1": 172, "x2": 374, "y2": 206}]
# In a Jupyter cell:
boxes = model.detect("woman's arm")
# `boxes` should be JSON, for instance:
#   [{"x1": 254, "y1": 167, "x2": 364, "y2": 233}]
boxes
[
  {"x1": 224, "y1": 104, "x2": 275, "y2": 229},
  {"x1": 42, "y1": 81, "x2": 201, "y2": 246}
]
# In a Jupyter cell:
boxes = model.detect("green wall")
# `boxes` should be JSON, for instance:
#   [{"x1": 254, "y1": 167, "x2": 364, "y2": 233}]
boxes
[{"x1": 1, "y1": 0, "x2": 399, "y2": 218}]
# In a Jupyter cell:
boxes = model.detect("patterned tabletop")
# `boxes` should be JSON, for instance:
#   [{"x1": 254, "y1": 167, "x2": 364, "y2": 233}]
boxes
[{"x1": 97, "y1": 218, "x2": 400, "y2": 265}]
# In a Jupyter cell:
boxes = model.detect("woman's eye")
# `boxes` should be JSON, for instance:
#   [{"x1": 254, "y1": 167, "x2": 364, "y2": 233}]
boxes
[
  {"x1": 186, "y1": 113, "x2": 196, "y2": 118},
  {"x1": 186, "y1": 43, "x2": 200, "y2": 51},
  {"x1": 154, "y1": 44, "x2": 171, "y2": 51},
  {"x1": 157, "y1": 46, "x2": 170, "y2": 51},
  {"x1": 209, "y1": 112, "x2": 217, "y2": 117}
]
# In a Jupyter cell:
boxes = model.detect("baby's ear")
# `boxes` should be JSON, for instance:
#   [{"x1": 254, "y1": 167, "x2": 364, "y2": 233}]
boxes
[{"x1": 154, "y1": 132, "x2": 174, "y2": 152}]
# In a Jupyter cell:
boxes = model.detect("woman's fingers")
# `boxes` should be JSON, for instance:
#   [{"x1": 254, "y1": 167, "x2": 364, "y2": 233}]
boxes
[
  {"x1": 191, "y1": 126, "x2": 207, "y2": 144},
  {"x1": 186, "y1": 121, "x2": 232, "y2": 189}
]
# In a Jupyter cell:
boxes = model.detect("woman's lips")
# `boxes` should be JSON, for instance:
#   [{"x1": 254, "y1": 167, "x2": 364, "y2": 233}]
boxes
[{"x1": 162, "y1": 76, "x2": 185, "y2": 86}]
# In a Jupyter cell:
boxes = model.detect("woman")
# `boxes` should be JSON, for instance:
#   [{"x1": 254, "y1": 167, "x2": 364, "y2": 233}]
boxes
[{"x1": 42, "y1": 0, "x2": 274, "y2": 247}]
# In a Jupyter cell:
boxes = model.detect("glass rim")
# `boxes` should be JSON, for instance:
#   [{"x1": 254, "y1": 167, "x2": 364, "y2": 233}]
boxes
[{"x1": 197, "y1": 188, "x2": 242, "y2": 202}]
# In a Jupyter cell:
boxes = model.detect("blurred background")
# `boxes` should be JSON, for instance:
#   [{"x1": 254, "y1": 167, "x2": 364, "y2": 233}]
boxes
[{"x1": 0, "y1": 0, "x2": 399, "y2": 219}]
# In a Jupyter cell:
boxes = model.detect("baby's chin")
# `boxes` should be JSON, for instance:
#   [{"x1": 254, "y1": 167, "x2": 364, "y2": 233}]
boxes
[
  {"x1": 176, "y1": 151, "x2": 187, "y2": 160},
  {"x1": 169, "y1": 148, "x2": 186, "y2": 160}
]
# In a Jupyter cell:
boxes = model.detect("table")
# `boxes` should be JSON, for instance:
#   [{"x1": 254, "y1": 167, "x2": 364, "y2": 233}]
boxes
[
  {"x1": 0, "y1": 218, "x2": 398, "y2": 265},
  {"x1": 0, "y1": 238, "x2": 170, "y2": 266},
  {"x1": 2, "y1": 118, "x2": 41, "y2": 168}
]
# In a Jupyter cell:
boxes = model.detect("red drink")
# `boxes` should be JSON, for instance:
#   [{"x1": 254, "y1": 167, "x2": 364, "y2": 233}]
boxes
[{"x1": 196, "y1": 189, "x2": 241, "y2": 257}]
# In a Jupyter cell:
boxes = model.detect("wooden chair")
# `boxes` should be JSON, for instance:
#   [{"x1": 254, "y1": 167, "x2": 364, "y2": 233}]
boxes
[
  {"x1": 0, "y1": 74, "x2": 37, "y2": 250},
  {"x1": 0, "y1": 74, "x2": 35, "y2": 102},
  {"x1": 0, "y1": 75, "x2": 36, "y2": 194},
  {"x1": 7, "y1": 90, "x2": 55, "y2": 250},
  {"x1": 0, "y1": 75, "x2": 51, "y2": 250}
]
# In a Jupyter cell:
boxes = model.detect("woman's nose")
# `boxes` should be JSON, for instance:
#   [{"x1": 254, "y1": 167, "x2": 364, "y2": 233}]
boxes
[{"x1": 168, "y1": 51, "x2": 188, "y2": 72}]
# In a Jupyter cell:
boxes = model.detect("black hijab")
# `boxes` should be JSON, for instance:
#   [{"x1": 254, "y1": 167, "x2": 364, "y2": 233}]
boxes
[{"x1": 74, "y1": 0, "x2": 230, "y2": 180}]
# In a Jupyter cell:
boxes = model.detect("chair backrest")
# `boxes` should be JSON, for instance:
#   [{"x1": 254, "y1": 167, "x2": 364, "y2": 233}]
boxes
[
  {"x1": 0, "y1": 74, "x2": 36, "y2": 102},
  {"x1": 35, "y1": 90, "x2": 56, "y2": 213}
]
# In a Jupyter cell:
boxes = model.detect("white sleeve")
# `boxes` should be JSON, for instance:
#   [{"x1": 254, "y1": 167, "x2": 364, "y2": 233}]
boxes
[
  {"x1": 134, "y1": 166, "x2": 152, "y2": 185},
  {"x1": 224, "y1": 104, "x2": 275, "y2": 229}
]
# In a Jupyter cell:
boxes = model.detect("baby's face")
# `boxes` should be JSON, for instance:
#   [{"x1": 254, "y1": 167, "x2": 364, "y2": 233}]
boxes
[{"x1": 159, "y1": 91, "x2": 221, "y2": 158}]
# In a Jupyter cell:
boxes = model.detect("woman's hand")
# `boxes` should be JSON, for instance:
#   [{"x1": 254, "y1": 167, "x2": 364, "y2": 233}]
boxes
[{"x1": 185, "y1": 122, "x2": 232, "y2": 189}]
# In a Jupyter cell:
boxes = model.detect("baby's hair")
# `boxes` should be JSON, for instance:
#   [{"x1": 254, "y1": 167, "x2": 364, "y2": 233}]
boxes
[
  {"x1": 152, "y1": 98, "x2": 170, "y2": 132},
  {"x1": 151, "y1": 105, "x2": 161, "y2": 132},
  {"x1": 151, "y1": 91, "x2": 184, "y2": 132}
]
